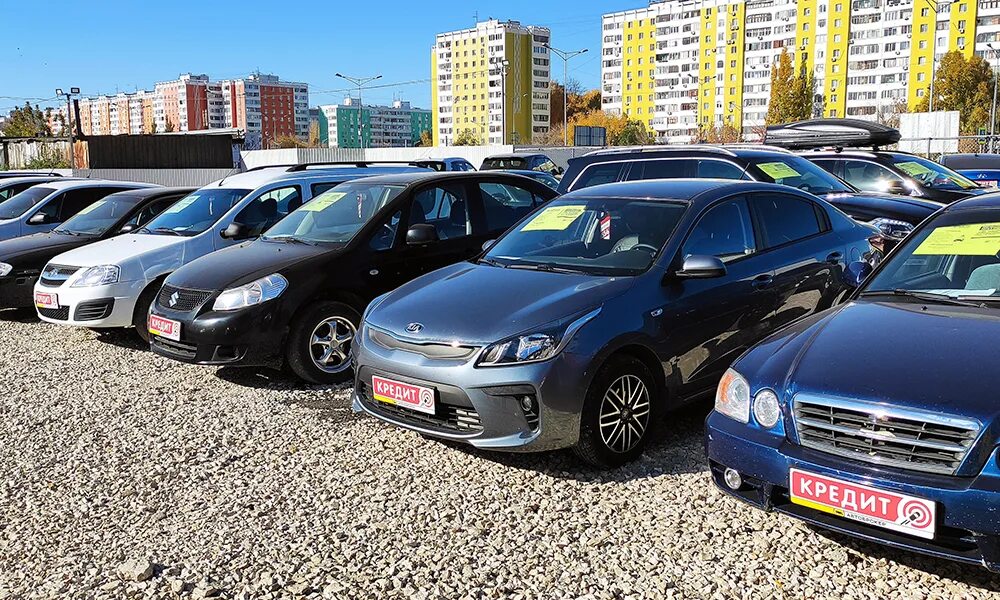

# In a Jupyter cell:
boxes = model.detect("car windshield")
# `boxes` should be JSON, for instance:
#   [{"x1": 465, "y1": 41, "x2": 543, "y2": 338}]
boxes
[
  {"x1": 54, "y1": 195, "x2": 138, "y2": 236},
  {"x1": 0, "y1": 186, "x2": 54, "y2": 220},
  {"x1": 141, "y1": 188, "x2": 251, "y2": 236},
  {"x1": 262, "y1": 182, "x2": 407, "y2": 243},
  {"x1": 484, "y1": 197, "x2": 688, "y2": 276},
  {"x1": 891, "y1": 155, "x2": 978, "y2": 190},
  {"x1": 863, "y1": 209, "x2": 1000, "y2": 304},
  {"x1": 751, "y1": 157, "x2": 853, "y2": 196},
  {"x1": 484, "y1": 157, "x2": 528, "y2": 170}
]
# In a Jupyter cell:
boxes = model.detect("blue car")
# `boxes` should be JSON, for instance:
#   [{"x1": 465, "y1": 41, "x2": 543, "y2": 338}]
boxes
[
  {"x1": 939, "y1": 153, "x2": 1000, "y2": 189},
  {"x1": 706, "y1": 191, "x2": 1000, "y2": 571}
]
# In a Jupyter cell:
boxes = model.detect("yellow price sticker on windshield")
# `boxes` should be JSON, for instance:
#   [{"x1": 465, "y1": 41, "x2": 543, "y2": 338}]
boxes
[
  {"x1": 301, "y1": 192, "x2": 346, "y2": 212},
  {"x1": 521, "y1": 205, "x2": 586, "y2": 231},
  {"x1": 895, "y1": 161, "x2": 934, "y2": 178},
  {"x1": 164, "y1": 197, "x2": 197, "y2": 214},
  {"x1": 757, "y1": 162, "x2": 801, "y2": 180},
  {"x1": 76, "y1": 200, "x2": 105, "y2": 216},
  {"x1": 914, "y1": 222, "x2": 1000, "y2": 256}
]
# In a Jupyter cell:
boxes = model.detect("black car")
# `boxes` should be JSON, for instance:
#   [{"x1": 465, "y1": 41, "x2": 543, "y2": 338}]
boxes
[
  {"x1": 557, "y1": 145, "x2": 943, "y2": 247},
  {"x1": 148, "y1": 172, "x2": 559, "y2": 383},
  {"x1": 481, "y1": 153, "x2": 563, "y2": 176},
  {"x1": 0, "y1": 187, "x2": 193, "y2": 309}
]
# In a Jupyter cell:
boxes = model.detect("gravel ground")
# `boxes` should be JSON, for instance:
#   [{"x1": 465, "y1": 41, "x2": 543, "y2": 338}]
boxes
[{"x1": 2, "y1": 309, "x2": 1000, "y2": 599}]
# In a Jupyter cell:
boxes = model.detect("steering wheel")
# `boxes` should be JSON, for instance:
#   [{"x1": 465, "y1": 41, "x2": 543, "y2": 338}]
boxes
[{"x1": 633, "y1": 243, "x2": 659, "y2": 254}]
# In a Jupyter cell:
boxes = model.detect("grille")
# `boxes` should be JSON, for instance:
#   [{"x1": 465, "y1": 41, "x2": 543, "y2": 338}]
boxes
[
  {"x1": 368, "y1": 327, "x2": 477, "y2": 360},
  {"x1": 74, "y1": 299, "x2": 114, "y2": 322},
  {"x1": 358, "y1": 381, "x2": 483, "y2": 433},
  {"x1": 151, "y1": 336, "x2": 198, "y2": 360},
  {"x1": 39, "y1": 265, "x2": 80, "y2": 287},
  {"x1": 793, "y1": 395, "x2": 981, "y2": 475},
  {"x1": 157, "y1": 285, "x2": 213, "y2": 312},
  {"x1": 38, "y1": 306, "x2": 70, "y2": 321}
]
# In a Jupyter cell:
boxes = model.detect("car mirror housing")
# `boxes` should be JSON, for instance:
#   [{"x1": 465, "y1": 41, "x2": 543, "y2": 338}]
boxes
[
  {"x1": 27, "y1": 213, "x2": 50, "y2": 226},
  {"x1": 845, "y1": 260, "x2": 873, "y2": 288},
  {"x1": 406, "y1": 224, "x2": 439, "y2": 246},
  {"x1": 482, "y1": 239, "x2": 496, "y2": 253},
  {"x1": 118, "y1": 223, "x2": 138, "y2": 234},
  {"x1": 675, "y1": 254, "x2": 727, "y2": 279},
  {"x1": 221, "y1": 222, "x2": 249, "y2": 240}
]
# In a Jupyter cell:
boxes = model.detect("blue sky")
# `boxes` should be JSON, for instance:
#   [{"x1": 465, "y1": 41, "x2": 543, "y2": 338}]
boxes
[{"x1": 0, "y1": 0, "x2": 617, "y2": 114}]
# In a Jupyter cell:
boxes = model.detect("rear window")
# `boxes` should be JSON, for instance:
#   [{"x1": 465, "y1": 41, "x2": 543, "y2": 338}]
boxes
[
  {"x1": 483, "y1": 157, "x2": 528, "y2": 170},
  {"x1": 571, "y1": 163, "x2": 624, "y2": 191},
  {"x1": 0, "y1": 186, "x2": 54, "y2": 219}
]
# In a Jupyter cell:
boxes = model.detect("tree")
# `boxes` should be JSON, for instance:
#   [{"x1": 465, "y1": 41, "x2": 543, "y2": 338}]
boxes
[
  {"x1": 616, "y1": 119, "x2": 655, "y2": 145},
  {"x1": 696, "y1": 123, "x2": 743, "y2": 144},
  {"x1": 914, "y1": 50, "x2": 996, "y2": 134},
  {"x1": 452, "y1": 128, "x2": 482, "y2": 146},
  {"x1": 24, "y1": 146, "x2": 69, "y2": 169},
  {"x1": 149, "y1": 120, "x2": 157, "y2": 135},
  {"x1": 765, "y1": 49, "x2": 815, "y2": 125},
  {"x1": 567, "y1": 89, "x2": 602, "y2": 120},
  {"x1": 164, "y1": 119, "x2": 175, "y2": 133},
  {"x1": 417, "y1": 130, "x2": 433, "y2": 147},
  {"x1": 550, "y1": 78, "x2": 591, "y2": 128},
  {"x1": 308, "y1": 121, "x2": 321, "y2": 147},
  {"x1": 274, "y1": 135, "x2": 306, "y2": 149},
  {"x1": 0, "y1": 102, "x2": 51, "y2": 137}
]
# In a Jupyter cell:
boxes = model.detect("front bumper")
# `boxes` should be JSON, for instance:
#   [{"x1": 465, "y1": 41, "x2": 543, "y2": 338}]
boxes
[
  {"x1": 705, "y1": 411, "x2": 1000, "y2": 571},
  {"x1": 351, "y1": 324, "x2": 593, "y2": 452},
  {"x1": 0, "y1": 271, "x2": 39, "y2": 308},
  {"x1": 148, "y1": 301, "x2": 287, "y2": 367},
  {"x1": 33, "y1": 279, "x2": 144, "y2": 328}
]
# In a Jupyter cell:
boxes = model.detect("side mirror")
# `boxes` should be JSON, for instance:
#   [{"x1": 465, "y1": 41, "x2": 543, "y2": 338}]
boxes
[
  {"x1": 482, "y1": 239, "x2": 496, "y2": 252},
  {"x1": 555, "y1": 166, "x2": 565, "y2": 176},
  {"x1": 118, "y1": 223, "x2": 137, "y2": 234},
  {"x1": 845, "y1": 260, "x2": 874, "y2": 288},
  {"x1": 885, "y1": 180, "x2": 907, "y2": 195},
  {"x1": 406, "y1": 224, "x2": 439, "y2": 246},
  {"x1": 675, "y1": 254, "x2": 727, "y2": 279},
  {"x1": 27, "y1": 213, "x2": 50, "y2": 226},
  {"x1": 221, "y1": 222, "x2": 249, "y2": 240}
]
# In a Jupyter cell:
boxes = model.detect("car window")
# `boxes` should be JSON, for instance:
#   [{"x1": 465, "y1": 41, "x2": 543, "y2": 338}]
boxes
[
  {"x1": 311, "y1": 182, "x2": 340, "y2": 196},
  {"x1": 128, "y1": 196, "x2": 183, "y2": 228},
  {"x1": 572, "y1": 163, "x2": 624, "y2": 190},
  {"x1": 264, "y1": 182, "x2": 406, "y2": 244},
  {"x1": 143, "y1": 188, "x2": 251, "y2": 236},
  {"x1": 0, "y1": 181, "x2": 39, "y2": 201},
  {"x1": 683, "y1": 197, "x2": 756, "y2": 262},
  {"x1": 236, "y1": 185, "x2": 301, "y2": 237},
  {"x1": 752, "y1": 193, "x2": 825, "y2": 248},
  {"x1": 58, "y1": 187, "x2": 122, "y2": 221},
  {"x1": 537, "y1": 159, "x2": 558, "y2": 173},
  {"x1": 0, "y1": 186, "x2": 54, "y2": 219},
  {"x1": 370, "y1": 210, "x2": 402, "y2": 251},
  {"x1": 408, "y1": 185, "x2": 470, "y2": 240},
  {"x1": 697, "y1": 159, "x2": 747, "y2": 180},
  {"x1": 479, "y1": 182, "x2": 540, "y2": 232},
  {"x1": 628, "y1": 159, "x2": 694, "y2": 180},
  {"x1": 56, "y1": 194, "x2": 138, "y2": 235},
  {"x1": 752, "y1": 158, "x2": 853, "y2": 194},
  {"x1": 842, "y1": 159, "x2": 904, "y2": 193}
]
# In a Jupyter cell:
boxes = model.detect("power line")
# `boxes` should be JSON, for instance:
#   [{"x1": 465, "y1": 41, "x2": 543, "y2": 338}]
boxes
[{"x1": 311, "y1": 78, "x2": 432, "y2": 96}]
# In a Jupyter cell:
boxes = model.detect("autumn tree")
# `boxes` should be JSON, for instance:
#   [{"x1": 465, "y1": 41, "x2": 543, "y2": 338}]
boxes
[
  {"x1": 696, "y1": 123, "x2": 743, "y2": 144},
  {"x1": 765, "y1": 49, "x2": 816, "y2": 125},
  {"x1": 1, "y1": 102, "x2": 52, "y2": 137},
  {"x1": 417, "y1": 130, "x2": 433, "y2": 147},
  {"x1": 452, "y1": 128, "x2": 482, "y2": 146},
  {"x1": 914, "y1": 50, "x2": 995, "y2": 134}
]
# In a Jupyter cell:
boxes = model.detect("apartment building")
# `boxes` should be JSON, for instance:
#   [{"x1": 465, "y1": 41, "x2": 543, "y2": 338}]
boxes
[
  {"x1": 432, "y1": 19, "x2": 552, "y2": 146},
  {"x1": 220, "y1": 73, "x2": 310, "y2": 145},
  {"x1": 603, "y1": 0, "x2": 1000, "y2": 143},
  {"x1": 319, "y1": 98, "x2": 432, "y2": 148}
]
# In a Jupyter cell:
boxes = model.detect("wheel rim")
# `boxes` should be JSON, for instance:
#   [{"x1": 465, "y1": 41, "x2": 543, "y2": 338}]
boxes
[
  {"x1": 598, "y1": 374, "x2": 651, "y2": 454},
  {"x1": 309, "y1": 316, "x2": 357, "y2": 374}
]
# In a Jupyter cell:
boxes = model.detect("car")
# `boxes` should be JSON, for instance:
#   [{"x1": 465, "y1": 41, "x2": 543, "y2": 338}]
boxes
[
  {"x1": 0, "y1": 171, "x2": 63, "y2": 180},
  {"x1": 33, "y1": 164, "x2": 426, "y2": 338},
  {"x1": 0, "y1": 179, "x2": 158, "y2": 241},
  {"x1": 411, "y1": 158, "x2": 477, "y2": 172},
  {"x1": 705, "y1": 190, "x2": 1000, "y2": 572},
  {"x1": 557, "y1": 145, "x2": 944, "y2": 248},
  {"x1": 481, "y1": 153, "x2": 563, "y2": 176},
  {"x1": 0, "y1": 176, "x2": 69, "y2": 203},
  {"x1": 0, "y1": 187, "x2": 194, "y2": 310},
  {"x1": 499, "y1": 169, "x2": 560, "y2": 191},
  {"x1": 147, "y1": 171, "x2": 559, "y2": 383},
  {"x1": 352, "y1": 179, "x2": 878, "y2": 468},
  {"x1": 938, "y1": 153, "x2": 1000, "y2": 188}
]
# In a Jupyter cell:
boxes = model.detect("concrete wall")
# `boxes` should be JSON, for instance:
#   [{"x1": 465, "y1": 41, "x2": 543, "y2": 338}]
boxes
[
  {"x1": 240, "y1": 145, "x2": 516, "y2": 170},
  {"x1": 73, "y1": 168, "x2": 234, "y2": 186}
]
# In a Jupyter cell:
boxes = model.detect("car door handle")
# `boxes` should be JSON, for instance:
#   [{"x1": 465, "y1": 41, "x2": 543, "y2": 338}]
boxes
[
  {"x1": 751, "y1": 274, "x2": 773, "y2": 289},
  {"x1": 826, "y1": 252, "x2": 843, "y2": 264}
]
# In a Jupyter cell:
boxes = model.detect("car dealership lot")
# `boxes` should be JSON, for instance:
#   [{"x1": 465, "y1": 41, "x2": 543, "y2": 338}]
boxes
[{"x1": 1, "y1": 313, "x2": 999, "y2": 599}]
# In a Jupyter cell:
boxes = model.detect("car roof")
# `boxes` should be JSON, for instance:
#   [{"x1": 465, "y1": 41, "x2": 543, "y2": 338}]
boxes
[
  {"x1": 323, "y1": 171, "x2": 544, "y2": 186},
  {"x1": 938, "y1": 154, "x2": 1000, "y2": 169},
  {"x1": 210, "y1": 165, "x2": 431, "y2": 189},
  {"x1": 484, "y1": 152, "x2": 548, "y2": 159},
  {"x1": 0, "y1": 176, "x2": 74, "y2": 187},
  {"x1": 562, "y1": 178, "x2": 794, "y2": 204},
  {"x1": 940, "y1": 190, "x2": 1000, "y2": 211},
  {"x1": 105, "y1": 186, "x2": 198, "y2": 199},
  {"x1": 501, "y1": 169, "x2": 555, "y2": 177},
  {"x1": 30, "y1": 179, "x2": 158, "y2": 192},
  {"x1": 800, "y1": 148, "x2": 917, "y2": 159}
]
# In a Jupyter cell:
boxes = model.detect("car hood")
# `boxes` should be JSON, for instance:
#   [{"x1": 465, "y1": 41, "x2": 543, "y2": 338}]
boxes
[
  {"x1": 766, "y1": 299, "x2": 1000, "y2": 422},
  {"x1": 0, "y1": 232, "x2": 93, "y2": 269},
  {"x1": 50, "y1": 233, "x2": 187, "y2": 268},
  {"x1": 830, "y1": 191, "x2": 946, "y2": 213},
  {"x1": 166, "y1": 240, "x2": 337, "y2": 291},
  {"x1": 367, "y1": 262, "x2": 636, "y2": 345}
]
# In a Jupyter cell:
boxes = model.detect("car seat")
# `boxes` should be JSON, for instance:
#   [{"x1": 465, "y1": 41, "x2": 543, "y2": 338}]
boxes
[{"x1": 966, "y1": 263, "x2": 1000, "y2": 290}]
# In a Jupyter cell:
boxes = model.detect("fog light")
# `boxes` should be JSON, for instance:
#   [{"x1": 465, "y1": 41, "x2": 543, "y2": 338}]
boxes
[
  {"x1": 723, "y1": 468, "x2": 743, "y2": 491},
  {"x1": 520, "y1": 396, "x2": 533, "y2": 412},
  {"x1": 753, "y1": 389, "x2": 781, "y2": 429}
]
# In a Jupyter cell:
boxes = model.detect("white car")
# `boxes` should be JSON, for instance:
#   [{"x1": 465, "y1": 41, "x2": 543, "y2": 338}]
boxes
[{"x1": 33, "y1": 165, "x2": 421, "y2": 338}]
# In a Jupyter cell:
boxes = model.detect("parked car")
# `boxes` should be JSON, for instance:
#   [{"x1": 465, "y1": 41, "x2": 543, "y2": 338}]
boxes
[
  {"x1": 0, "y1": 179, "x2": 158, "y2": 242},
  {"x1": 0, "y1": 187, "x2": 193, "y2": 310},
  {"x1": 33, "y1": 164, "x2": 423, "y2": 338},
  {"x1": 0, "y1": 176, "x2": 68, "y2": 202},
  {"x1": 481, "y1": 153, "x2": 563, "y2": 176},
  {"x1": 938, "y1": 153, "x2": 1000, "y2": 188},
  {"x1": 558, "y1": 145, "x2": 944, "y2": 247},
  {"x1": 411, "y1": 158, "x2": 477, "y2": 172},
  {"x1": 352, "y1": 179, "x2": 877, "y2": 468},
  {"x1": 706, "y1": 190, "x2": 1000, "y2": 571},
  {"x1": 147, "y1": 172, "x2": 558, "y2": 383},
  {"x1": 500, "y1": 169, "x2": 560, "y2": 191},
  {"x1": 0, "y1": 171, "x2": 63, "y2": 180}
]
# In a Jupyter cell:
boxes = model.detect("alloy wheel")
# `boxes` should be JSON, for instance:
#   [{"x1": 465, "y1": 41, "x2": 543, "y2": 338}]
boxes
[
  {"x1": 310, "y1": 316, "x2": 357, "y2": 373},
  {"x1": 598, "y1": 374, "x2": 651, "y2": 454}
]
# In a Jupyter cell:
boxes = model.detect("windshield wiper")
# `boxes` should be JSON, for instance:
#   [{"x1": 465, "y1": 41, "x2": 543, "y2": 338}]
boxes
[
  {"x1": 478, "y1": 257, "x2": 507, "y2": 268},
  {"x1": 151, "y1": 227, "x2": 183, "y2": 236},
  {"x1": 861, "y1": 289, "x2": 987, "y2": 307},
  {"x1": 505, "y1": 262, "x2": 588, "y2": 275},
  {"x1": 53, "y1": 229, "x2": 79, "y2": 236},
  {"x1": 264, "y1": 235, "x2": 313, "y2": 245}
]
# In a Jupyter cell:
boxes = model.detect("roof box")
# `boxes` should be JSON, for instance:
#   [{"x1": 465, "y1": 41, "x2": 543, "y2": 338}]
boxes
[{"x1": 764, "y1": 118, "x2": 901, "y2": 150}]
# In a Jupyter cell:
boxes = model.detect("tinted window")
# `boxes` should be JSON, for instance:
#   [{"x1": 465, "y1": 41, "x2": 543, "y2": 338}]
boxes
[
  {"x1": 889, "y1": 155, "x2": 977, "y2": 190},
  {"x1": 697, "y1": 159, "x2": 747, "y2": 179},
  {"x1": 235, "y1": 185, "x2": 301, "y2": 237},
  {"x1": 311, "y1": 182, "x2": 340, "y2": 196},
  {"x1": 480, "y1": 182, "x2": 539, "y2": 232},
  {"x1": 143, "y1": 188, "x2": 251, "y2": 235},
  {"x1": 628, "y1": 159, "x2": 693, "y2": 180},
  {"x1": 129, "y1": 196, "x2": 182, "y2": 227},
  {"x1": 0, "y1": 181, "x2": 40, "y2": 202},
  {"x1": 483, "y1": 157, "x2": 528, "y2": 170},
  {"x1": 752, "y1": 158, "x2": 852, "y2": 195},
  {"x1": 264, "y1": 182, "x2": 406, "y2": 244},
  {"x1": 752, "y1": 193, "x2": 824, "y2": 248},
  {"x1": 537, "y1": 159, "x2": 558, "y2": 173},
  {"x1": 842, "y1": 159, "x2": 904, "y2": 193},
  {"x1": 370, "y1": 210, "x2": 402, "y2": 251},
  {"x1": 0, "y1": 186, "x2": 54, "y2": 219},
  {"x1": 55, "y1": 194, "x2": 140, "y2": 235},
  {"x1": 683, "y1": 197, "x2": 756, "y2": 262},
  {"x1": 58, "y1": 187, "x2": 124, "y2": 221},
  {"x1": 572, "y1": 163, "x2": 623, "y2": 190},
  {"x1": 408, "y1": 185, "x2": 471, "y2": 240}
]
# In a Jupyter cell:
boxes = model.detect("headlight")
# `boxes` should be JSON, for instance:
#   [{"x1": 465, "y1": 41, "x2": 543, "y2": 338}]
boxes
[
  {"x1": 715, "y1": 368, "x2": 751, "y2": 423},
  {"x1": 0, "y1": 262, "x2": 11, "y2": 277},
  {"x1": 869, "y1": 217, "x2": 913, "y2": 241},
  {"x1": 752, "y1": 389, "x2": 781, "y2": 429},
  {"x1": 212, "y1": 273, "x2": 288, "y2": 311},
  {"x1": 477, "y1": 308, "x2": 601, "y2": 367},
  {"x1": 71, "y1": 265, "x2": 120, "y2": 287}
]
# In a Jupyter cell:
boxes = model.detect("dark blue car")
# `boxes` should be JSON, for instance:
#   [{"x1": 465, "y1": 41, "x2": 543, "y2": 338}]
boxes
[
  {"x1": 706, "y1": 191, "x2": 1000, "y2": 571},
  {"x1": 939, "y1": 153, "x2": 1000, "y2": 189}
]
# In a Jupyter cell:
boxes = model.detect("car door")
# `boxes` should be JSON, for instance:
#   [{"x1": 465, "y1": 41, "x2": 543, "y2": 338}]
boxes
[
  {"x1": 839, "y1": 158, "x2": 908, "y2": 194},
  {"x1": 475, "y1": 179, "x2": 548, "y2": 238},
  {"x1": 658, "y1": 195, "x2": 775, "y2": 398},
  {"x1": 217, "y1": 183, "x2": 301, "y2": 249},
  {"x1": 117, "y1": 194, "x2": 186, "y2": 237},
  {"x1": 748, "y1": 191, "x2": 844, "y2": 332}
]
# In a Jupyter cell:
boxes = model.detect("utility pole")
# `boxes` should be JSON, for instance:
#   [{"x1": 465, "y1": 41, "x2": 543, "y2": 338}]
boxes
[
  {"x1": 500, "y1": 59, "x2": 509, "y2": 145},
  {"x1": 544, "y1": 44, "x2": 588, "y2": 147},
  {"x1": 924, "y1": 0, "x2": 954, "y2": 113},
  {"x1": 55, "y1": 87, "x2": 80, "y2": 169},
  {"x1": 335, "y1": 73, "x2": 382, "y2": 149},
  {"x1": 990, "y1": 44, "x2": 1000, "y2": 152}
]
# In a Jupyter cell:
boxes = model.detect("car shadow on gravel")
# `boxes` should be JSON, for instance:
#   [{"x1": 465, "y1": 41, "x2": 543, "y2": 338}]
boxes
[
  {"x1": 91, "y1": 329, "x2": 148, "y2": 351},
  {"x1": 809, "y1": 526, "x2": 1000, "y2": 592},
  {"x1": 449, "y1": 400, "x2": 713, "y2": 482},
  {"x1": 0, "y1": 308, "x2": 38, "y2": 323}
]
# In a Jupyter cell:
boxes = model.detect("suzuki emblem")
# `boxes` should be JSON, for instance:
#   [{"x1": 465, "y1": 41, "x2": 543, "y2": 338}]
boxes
[
  {"x1": 405, "y1": 322, "x2": 423, "y2": 333},
  {"x1": 169, "y1": 291, "x2": 180, "y2": 307}
]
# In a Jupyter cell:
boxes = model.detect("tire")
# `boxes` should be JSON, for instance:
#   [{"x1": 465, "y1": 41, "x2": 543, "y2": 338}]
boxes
[
  {"x1": 132, "y1": 283, "x2": 160, "y2": 343},
  {"x1": 286, "y1": 301, "x2": 361, "y2": 384},
  {"x1": 573, "y1": 354, "x2": 658, "y2": 469}
]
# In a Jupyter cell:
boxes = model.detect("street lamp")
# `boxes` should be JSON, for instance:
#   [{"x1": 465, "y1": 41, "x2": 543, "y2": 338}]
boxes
[
  {"x1": 499, "y1": 59, "x2": 510, "y2": 145},
  {"x1": 544, "y1": 44, "x2": 588, "y2": 146},
  {"x1": 335, "y1": 73, "x2": 382, "y2": 149},
  {"x1": 989, "y1": 43, "x2": 1000, "y2": 150},
  {"x1": 55, "y1": 87, "x2": 80, "y2": 169}
]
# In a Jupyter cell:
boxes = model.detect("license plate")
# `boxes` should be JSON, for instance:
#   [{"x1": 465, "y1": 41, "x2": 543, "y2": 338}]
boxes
[
  {"x1": 977, "y1": 180, "x2": 997, "y2": 188},
  {"x1": 34, "y1": 292, "x2": 58, "y2": 309},
  {"x1": 371, "y1": 375, "x2": 435, "y2": 415},
  {"x1": 148, "y1": 315, "x2": 181, "y2": 341},
  {"x1": 790, "y1": 468, "x2": 936, "y2": 539}
]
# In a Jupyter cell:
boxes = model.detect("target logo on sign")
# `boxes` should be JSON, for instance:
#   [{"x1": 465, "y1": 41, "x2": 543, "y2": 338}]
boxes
[
  {"x1": 900, "y1": 500, "x2": 934, "y2": 529},
  {"x1": 419, "y1": 388, "x2": 434, "y2": 410}
]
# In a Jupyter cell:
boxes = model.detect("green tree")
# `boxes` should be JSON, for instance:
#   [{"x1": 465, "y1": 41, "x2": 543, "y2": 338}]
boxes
[
  {"x1": 615, "y1": 120, "x2": 655, "y2": 145},
  {"x1": 765, "y1": 49, "x2": 816, "y2": 124},
  {"x1": 452, "y1": 128, "x2": 482, "y2": 146},
  {"x1": 0, "y1": 102, "x2": 52, "y2": 137},
  {"x1": 914, "y1": 50, "x2": 995, "y2": 134},
  {"x1": 417, "y1": 130, "x2": 433, "y2": 147},
  {"x1": 164, "y1": 119, "x2": 175, "y2": 133}
]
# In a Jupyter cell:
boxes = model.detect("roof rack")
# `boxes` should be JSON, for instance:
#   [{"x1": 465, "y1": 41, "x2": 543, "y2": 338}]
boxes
[
  {"x1": 721, "y1": 143, "x2": 795, "y2": 155},
  {"x1": 285, "y1": 161, "x2": 429, "y2": 172},
  {"x1": 244, "y1": 164, "x2": 298, "y2": 172},
  {"x1": 584, "y1": 145, "x2": 740, "y2": 158}
]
